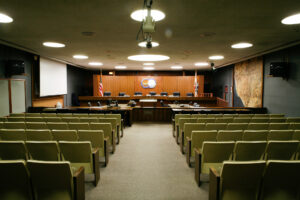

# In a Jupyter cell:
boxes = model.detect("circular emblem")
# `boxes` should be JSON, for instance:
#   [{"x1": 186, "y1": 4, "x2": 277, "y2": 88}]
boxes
[{"x1": 141, "y1": 78, "x2": 156, "y2": 88}]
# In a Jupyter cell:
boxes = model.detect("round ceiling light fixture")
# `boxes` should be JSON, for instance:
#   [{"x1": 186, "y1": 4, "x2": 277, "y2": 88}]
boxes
[
  {"x1": 0, "y1": 13, "x2": 13, "y2": 23},
  {"x1": 128, "y1": 54, "x2": 170, "y2": 62},
  {"x1": 195, "y1": 62, "x2": 209, "y2": 67},
  {"x1": 143, "y1": 67, "x2": 155, "y2": 70},
  {"x1": 130, "y1": 9, "x2": 165, "y2": 22},
  {"x1": 43, "y1": 42, "x2": 65, "y2": 48},
  {"x1": 231, "y1": 42, "x2": 253, "y2": 49},
  {"x1": 73, "y1": 55, "x2": 88, "y2": 59},
  {"x1": 138, "y1": 41, "x2": 159, "y2": 48},
  {"x1": 281, "y1": 13, "x2": 300, "y2": 25},
  {"x1": 88, "y1": 62, "x2": 103, "y2": 66},
  {"x1": 115, "y1": 65, "x2": 127, "y2": 69},
  {"x1": 170, "y1": 65, "x2": 183, "y2": 70},
  {"x1": 209, "y1": 55, "x2": 224, "y2": 60}
]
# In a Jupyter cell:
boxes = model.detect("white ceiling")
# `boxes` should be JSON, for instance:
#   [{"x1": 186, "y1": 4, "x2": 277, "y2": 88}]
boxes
[{"x1": 0, "y1": 0, "x2": 300, "y2": 70}]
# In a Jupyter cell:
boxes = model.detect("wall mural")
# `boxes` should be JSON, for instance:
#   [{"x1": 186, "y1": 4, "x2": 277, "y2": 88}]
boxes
[{"x1": 234, "y1": 57, "x2": 263, "y2": 107}]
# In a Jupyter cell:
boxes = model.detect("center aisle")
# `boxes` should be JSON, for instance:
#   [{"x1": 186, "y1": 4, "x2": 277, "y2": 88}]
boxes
[{"x1": 86, "y1": 123, "x2": 208, "y2": 200}]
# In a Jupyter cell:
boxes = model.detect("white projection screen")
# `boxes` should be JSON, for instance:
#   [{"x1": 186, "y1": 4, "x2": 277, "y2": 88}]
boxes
[{"x1": 40, "y1": 57, "x2": 67, "y2": 97}]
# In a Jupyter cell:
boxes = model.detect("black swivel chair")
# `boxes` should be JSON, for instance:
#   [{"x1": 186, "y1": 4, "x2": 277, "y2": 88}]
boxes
[
  {"x1": 134, "y1": 92, "x2": 142, "y2": 96},
  {"x1": 119, "y1": 92, "x2": 125, "y2": 96},
  {"x1": 187, "y1": 93, "x2": 194, "y2": 97},
  {"x1": 104, "y1": 91, "x2": 111, "y2": 96},
  {"x1": 161, "y1": 92, "x2": 168, "y2": 96},
  {"x1": 173, "y1": 92, "x2": 180, "y2": 97},
  {"x1": 149, "y1": 92, "x2": 156, "y2": 96}
]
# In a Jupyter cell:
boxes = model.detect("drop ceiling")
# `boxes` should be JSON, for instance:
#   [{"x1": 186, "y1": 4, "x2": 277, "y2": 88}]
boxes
[{"x1": 0, "y1": 0, "x2": 300, "y2": 70}]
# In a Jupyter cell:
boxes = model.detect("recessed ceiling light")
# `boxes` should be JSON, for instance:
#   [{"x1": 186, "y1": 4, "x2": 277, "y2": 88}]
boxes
[
  {"x1": 43, "y1": 42, "x2": 65, "y2": 48},
  {"x1": 143, "y1": 67, "x2": 155, "y2": 70},
  {"x1": 88, "y1": 62, "x2": 103, "y2": 66},
  {"x1": 195, "y1": 62, "x2": 209, "y2": 67},
  {"x1": 115, "y1": 65, "x2": 127, "y2": 69},
  {"x1": 128, "y1": 54, "x2": 169, "y2": 62},
  {"x1": 209, "y1": 55, "x2": 224, "y2": 60},
  {"x1": 231, "y1": 42, "x2": 253, "y2": 49},
  {"x1": 0, "y1": 13, "x2": 13, "y2": 23},
  {"x1": 73, "y1": 55, "x2": 88, "y2": 59},
  {"x1": 170, "y1": 65, "x2": 183, "y2": 70},
  {"x1": 143, "y1": 63, "x2": 155, "y2": 66},
  {"x1": 131, "y1": 9, "x2": 165, "y2": 22},
  {"x1": 138, "y1": 41, "x2": 159, "y2": 48},
  {"x1": 281, "y1": 13, "x2": 300, "y2": 25}
]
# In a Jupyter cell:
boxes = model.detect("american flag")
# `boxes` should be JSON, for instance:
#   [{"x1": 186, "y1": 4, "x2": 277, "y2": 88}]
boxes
[
  {"x1": 194, "y1": 70, "x2": 198, "y2": 97},
  {"x1": 99, "y1": 75, "x2": 103, "y2": 97}
]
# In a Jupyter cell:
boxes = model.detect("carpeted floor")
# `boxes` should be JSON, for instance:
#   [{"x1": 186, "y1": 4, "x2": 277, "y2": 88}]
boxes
[{"x1": 85, "y1": 123, "x2": 208, "y2": 200}]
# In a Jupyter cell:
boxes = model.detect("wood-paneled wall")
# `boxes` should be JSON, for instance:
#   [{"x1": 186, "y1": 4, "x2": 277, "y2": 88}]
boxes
[{"x1": 93, "y1": 75, "x2": 204, "y2": 96}]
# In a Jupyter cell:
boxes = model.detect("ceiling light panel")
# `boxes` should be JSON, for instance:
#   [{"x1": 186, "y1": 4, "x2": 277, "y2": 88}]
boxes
[
  {"x1": 131, "y1": 9, "x2": 165, "y2": 22},
  {"x1": 128, "y1": 54, "x2": 169, "y2": 62}
]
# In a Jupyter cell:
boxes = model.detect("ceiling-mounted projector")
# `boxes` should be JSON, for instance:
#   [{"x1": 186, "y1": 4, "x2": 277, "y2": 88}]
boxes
[{"x1": 143, "y1": 14, "x2": 155, "y2": 33}]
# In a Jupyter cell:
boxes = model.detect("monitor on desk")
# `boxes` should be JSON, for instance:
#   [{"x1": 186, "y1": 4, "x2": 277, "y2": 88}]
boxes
[{"x1": 173, "y1": 92, "x2": 180, "y2": 97}]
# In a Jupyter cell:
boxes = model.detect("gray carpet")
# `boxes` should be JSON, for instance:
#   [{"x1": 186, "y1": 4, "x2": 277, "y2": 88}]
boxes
[{"x1": 85, "y1": 123, "x2": 208, "y2": 200}]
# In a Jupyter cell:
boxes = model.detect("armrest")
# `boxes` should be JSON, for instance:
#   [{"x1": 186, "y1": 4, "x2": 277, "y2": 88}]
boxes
[
  {"x1": 104, "y1": 137, "x2": 109, "y2": 166},
  {"x1": 186, "y1": 136, "x2": 191, "y2": 141},
  {"x1": 209, "y1": 167, "x2": 220, "y2": 200},
  {"x1": 195, "y1": 148, "x2": 202, "y2": 186},
  {"x1": 73, "y1": 167, "x2": 85, "y2": 200},
  {"x1": 92, "y1": 148, "x2": 100, "y2": 186},
  {"x1": 186, "y1": 137, "x2": 192, "y2": 167}
]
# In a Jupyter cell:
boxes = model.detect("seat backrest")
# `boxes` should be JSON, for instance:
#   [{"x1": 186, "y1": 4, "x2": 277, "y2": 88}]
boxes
[
  {"x1": 183, "y1": 123, "x2": 205, "y2": 143},
  {"x1": 233, "y1": 117, "x2": 251, "y2": 123},
  {"x1": 197, "y1": 118, "x2": 215, "y2": 123},
  {"x1": 26, "y1": 141, "x2": 60, "y2": 161},
  {"x1": 234, "y1": 141, "x2": 267, "y2": 161},
  {"x1": 0, "y1": 141, "x2": 27, "y2": 160},
  {"x1": 243, "y1": 130, "x2": 268, "y2": 141},
  {"x1": 56, "y1": 113, "x2": 73, "y2": 117},
  {"x1": 286, "y1": 117, "x2": 300, "y2": 123},
  {"x1": 0, "y1": 129, "x2": 26, "y2": 141},
  {"x1": 269, "y1": 114, "x2": 285, "y2": 118},
  {"x1": 205, "y1": 123, "x2": 227, "y2": 130},
  {"x1": 0, "y1": 160, "x2": 33, "y2": 200},
  {"x1": 293, "y1": 130, "x2": 300, "y2": 141},
  {"x1": 105, "y1": 114, "x2": 121, "y2": 126},
  {"x1": 89, "y1": 114, "x2": 105, "y2": 118},
  {"x1": 27, "y1": 160, "x2": 74, "y2": 200},
  {"x1": 25, "y1": 117, "x2": 44, "y2": 122},
  {"x1": 265, "y1": 141, "x2": 299, "y2": 160},
  {"x1": 89, "y1": 123, "x2": 112, "y2": 141},
  {"x1": 217, "y1": 130, "x2": 243, "y2": 141},
  {"x1": 220, "y1": 161, "x2": 266, "y2": 200},
  {"x1": 26, "y1": 129, "x2": 53, "y2": 141},
  {"x1": 4, "y1": 122, "x2": 26, "y2": 129},
  {"x1": 47, "y1": 122, "x2": 69, "y2": 130},
  {"x1": 73, "y1": 114, "x2": 89, "y2": 117},
  {"x1": 41, "y1": 113, "x2": 57, "y2": 117},
  {"x1": 267, "y1": 130, "x2": 294, "y2": 141},
  {"x1": 191, "y1": 114, "x2": 207, "y2": 118},
  {"x1": 247, "y1": 123, "x2": 269, "y2": 130},
  {"x1": 201, "y1": 142, "x2": 235, "y2": 174},
  {"x1": 207, "y1": 114, "x2": 223, "y2": 117},
  {"x1": 0, "y1": 117, "x2": 7, "y2": 122},
  {"x1": 44, "y1": 117, "x2": 62, "y2": 122},
  {"x1": 78, "y1": 130, "x2": 104, "y2": 149},
  {"x1": 7, "y1": 117, "x2": 25, "y2": 122},
  {"x1": 250, "y1": 117, "x2": 269, "y2": 123},
  {"x1": 215, "y1": 117, "x2": 233, "y2": 123},
  {"x1": 98, "y1": 118, "x2": 117, "y2": 131},
  {"x1": 0, "y1": 122, "x2": 3, "y2": 129},
  {"x1": 237, "y1": 114, "x2": 254, "y2": 118},
  {"x1": 191, "y1": 130, "x2": 217, "y2": 156},
  {"x1": 10, "y1": 113, "x2": 25, "y2": 117},
  {"x1": 25, "y1": 113, "x2": 41, "y2": 117},
  {"x1": 227, "y1": 123, "x2": 248, "y2": 130},
  {"x1": 61, "y1": 117, "x2": 80, "y2": 123},
  {"x1": 289, "y1": 123, "x2": 300, "y2": 130},
  {"x1": 269, "y1": 123, "x2": 290, "y2": 130},
  {"x1": 175, "y1": 114, "x2": 190, "y2": 125},
  {"x1": 260, "y1": 160, "x2": 300, "y2": 200},
  {"x1": 26, "y1": 122, "x2": 48, "y2": 129},
  {"x1": 269, "y1": 118, "x2": 286, "y2": 123},
  {"x1": 254, "y1": 114, "x2": 269, "y2": 117},
  {"x1": 79, "y1": 117, "x2": 98, "y2": 123},
  {"x1": 52, "y1": 130, "x2": 78, "y2": 141},
  {"x1": 178, "y1": 118, "x2": 197, "y2": 133},
  {"x1": 68, "y1": 122, "x2": 90, "y2": 130}
]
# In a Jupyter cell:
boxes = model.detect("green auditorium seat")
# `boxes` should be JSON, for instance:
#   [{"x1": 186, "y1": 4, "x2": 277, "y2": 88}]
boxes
[
  {"x1": 105, "y1": 114, "x2": 123, "y2": 137},
  {"x1": 265, "y1": 141, "x2": 299, "y2": 160},
  {"x1": 25, "y1": 113, "x2": 41, "y2": 117},
  {"x1": 25, "y1": 117, "x2": 44, "y2": 122},
  {"x1": 205, "y1": 123, "x2": 227, "y2": 131},
  {"x1": 78, "y1": 130, "x2": 109, "y2": 166},
  {"x1": 56, "y1": 113, "x2": 73, "y2": 117},
  {"x1": 226, "y1": 123, "x2": 248, "y2": 130},
  {"x1": 41, "y1": 113, "x2": 57, "y2": 117},
  {"x1": 89, "y1": 114, "x2": 105, "y2": 117},
  {"x1": 7, "y1": 117, "x2": 25, "y2": 122},
  {"x1": 0, "y1": 160, "x2": 33, "y2": 200},
  {"x1": 47, "y1": 122, "x2": 69, "y2": 130},
  {"x1": 73, "y1": 113, "x2": 89, "y2": 117},
  {"x1": 267, "y1": 130, "x2": 294, "y2": 141},
  {"x1": 186, "y1": 130, "x2": 217, "y2": 167},
  {"x1": 237, "y1": 114, "x2": 254, "y2": 118},
  {"x1": 217, "y1": 130, "x2": 243, "y2": 141},
  {"x1": 195, "y1": 141, "x2": 235, "y2": 186},
  {"x1": 254, "y1": 114, "x2": 269, "y2": 117},
  {"x1": 296, "y1": 144, "x2": 300, "y2": 160},
  {"x1": 27, "y1": 160, "x2": 85, "y2": 200},
  {"x1": 207, "y1": 114, "x2": 223, "y2": 117},
  {"x1": 223, "y1": 114, "x2": 239, "y2": 117},
  {"x1": 10, "y1": 113, "x2": 25, "y2": 117},
  {"x1": 98, "y1": 118, "x2": 119, "y2": 144},
  {"x1": 61, "y1": 117, "x2": 80, "y2": 123},
  {"x1": 181, "y1": 123, "x2": 205, "y2": 154},
  {"x1": 4, "y1": 122, "x2": 26, "y2": 129},
  {"x1": 242, "y1": 130, "x2": 268, "y2": 141},
  {"x1": 289, "y1": 123, "x2": 300, "y2": 130},
  {"x1": 250, "y1": 117, "x2": 269, "y2": 123},
  {"x1": 26, "y1": 129, "x2": 52, "y2": 141},
  {"x1": 0, "y1": 141, "x2": 28, "y2": 160},
  {"x1": 79, "y1": 117, "x2": 98, "y2": 123},
  {"x1": 90, "y1": 123, "x2": 115, "y2": 153},
  {"x1": 191, "y1": 114, "x2": 207, "y2": 118},
  {"x1": 268, "y1": 123, "x2": 290, "y2": 130},
  {"x1": 52, "y1": 130, "x2": 78, "y2": 141},
  {"x1": 44, "y1": 117, "x2": 62, "y2": 122},
  {"x1": 234, "y1": 141, "x2": 267, "y2": 161},
  {"x1": 209, "y1": 161, "x2": 266, "y2": 200},
  {"x1": 269, "y1": 118, "x2": 287, "y2": 123},
  {"x1": 59, "y1": 141, "x2": 100, "y2": 186},
  {"x1": 260, "y1": 160, "x2": 300, "y2": 200},
  {"x1": 68, "y1": 122, "x2": 90, "y2": 130},
  {"x1": 0, "y1": 117, "x2": 7, "y2": 122},
  {"x1": 0, "y1": 122, "x2": 3, "y2": 129},
  {"x1": 197, "y1": 118, "x2": 215, "y2": 123},
  {"x1": 233, "y1": 117, "x2": 251, "y2": 123},
  {"x1": 293, "y1": 130, "x2": 300, "y2": 141},
  {"x1": 269, "y1": 114, "x2": 285, "y2": 118},
  {"x1": 26, "y1": 141, "x2": 60, "y2": 161},
  {"x1": 247, "y1": 123, "x2": 269, "y2": 130},
  {"x1": 286, "y1": 117, "x2": 300, "y2": 123},
  {"x1": 215, "y1": 117, "x2": 233, "y2": 123},
  {"x1": 174, "y1": 114, "x2": 190, "y2": 137},
  {"x1": 0, "y1": 129, "x2": 26, "y2": 141},
  {"x1": 26, "y1": 122, "x2": 48, "y2": 129}
]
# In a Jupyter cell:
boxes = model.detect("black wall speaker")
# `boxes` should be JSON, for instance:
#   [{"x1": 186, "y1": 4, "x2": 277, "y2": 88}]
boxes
[
  {"x1": 269, "y1": 62, "x2": 288, "y2": 78},
  {"x1": 5, "y1": 60, "x2": 25, "y2": 77}
]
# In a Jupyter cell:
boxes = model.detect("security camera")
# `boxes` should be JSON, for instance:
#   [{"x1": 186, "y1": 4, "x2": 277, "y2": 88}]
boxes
[
  {"x1": 211, "y1": 62, "x2": 216, "y2": 71},
  {"x1": 146, "y1": 41, "x2": 152, "y2": 48}
]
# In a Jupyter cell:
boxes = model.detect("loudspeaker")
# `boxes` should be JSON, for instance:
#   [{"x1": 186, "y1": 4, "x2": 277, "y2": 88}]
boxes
[
  {"x1": 5, "y1": 60, "x2": 25, "y2": 77},
  {"x1": 269, "y1": 62, "x2": 288, "y2": 78}
]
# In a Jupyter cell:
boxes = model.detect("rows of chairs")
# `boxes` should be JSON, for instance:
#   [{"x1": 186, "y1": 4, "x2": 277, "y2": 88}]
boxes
[
  {"x1": 209, "y1": 160, "x2": 300, "y2": 200},
  {"x1": 194, "y1": 140, "x2": 300, "y2": 185},
  {"x1": 0, "y1": 160, "x2": 85, "y2": 200},
  {"x1": 186, "y1": 129, "x2": 300, "y2": 166},
  {"x1": 0, "y1": 140, "x2": 100, "y2": 187}
]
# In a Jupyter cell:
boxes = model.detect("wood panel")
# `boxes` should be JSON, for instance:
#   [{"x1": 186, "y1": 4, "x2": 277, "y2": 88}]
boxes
[
  {"x1": 162, "y1": 76, "x2": 178, "y2": 95},
  {"x1": 32, "y1": 96, "x2": 64, "y2": 107}
]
